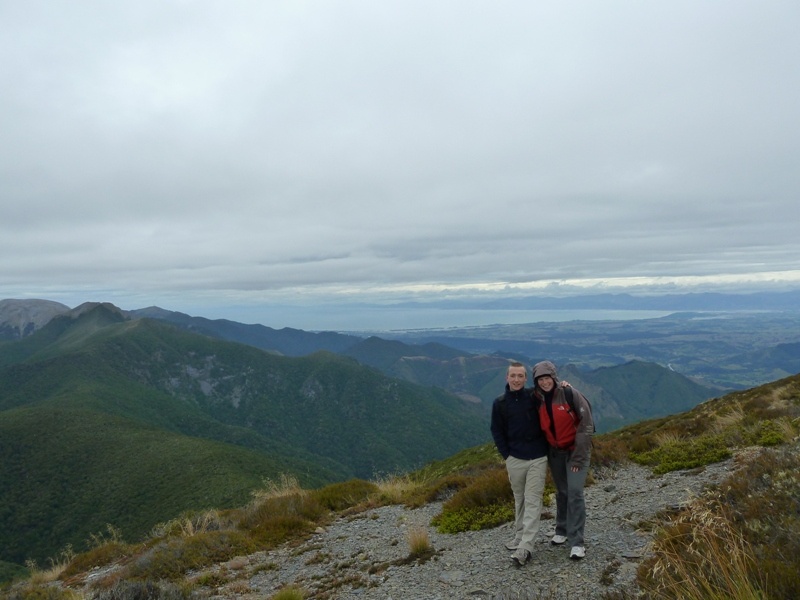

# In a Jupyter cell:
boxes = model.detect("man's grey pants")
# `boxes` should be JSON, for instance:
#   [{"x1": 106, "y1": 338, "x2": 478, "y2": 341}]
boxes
[
  {"x1": 548, "y1": 448, "x2": 589, "y2": 547},
  {"x1": 505, "y1": 455, "x2": 548, "y2": 554}
]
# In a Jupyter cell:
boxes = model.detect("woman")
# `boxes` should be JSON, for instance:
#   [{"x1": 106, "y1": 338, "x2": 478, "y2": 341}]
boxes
[{"x1": 531, "y1": 360, "x2": 594, "y2": 560}]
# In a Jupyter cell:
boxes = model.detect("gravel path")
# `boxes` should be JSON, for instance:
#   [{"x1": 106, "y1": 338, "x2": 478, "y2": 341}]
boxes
[{"x1": 197, "y1": 459, "x2": 735, "y2": 599}]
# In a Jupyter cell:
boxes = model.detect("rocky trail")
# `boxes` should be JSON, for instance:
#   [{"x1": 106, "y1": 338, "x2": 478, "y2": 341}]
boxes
[{"x1": 186, "y1": 459, "x2": 736, "y2": 600}]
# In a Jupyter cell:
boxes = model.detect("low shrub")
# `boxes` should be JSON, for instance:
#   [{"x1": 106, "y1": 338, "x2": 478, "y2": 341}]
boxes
[
  {"x1": 0, "y1": 562, "x2": 28, "y2": 586},
  {"x1": 239, "y1": 491, "x2": 326, "y2": 528},
  {"x1": 403, "y1": 473, "x2": 471, "y2": 508},
  {"x1": 93, "y1": 579, "x2": 190, "y2": 600},
  {"x1": 1, "y1": 585, "x2": 81, "y2": 600},
  {"x1": 591, "y1": 436, "x2": 630, "y2": 467},
  {"x1": 269, "y1": 584, "x2": 307, "y2": 600},
  {"x1": 248, "y1": 515, "x2": 318, "y2": 547},
  {"x1": 441, "y1": 466, "x2": 511, "y2": 511},
  {"x1": 123, "y1": 531, "x2": 256, "y2": 581},
  {"x1": 431, "y1": 467, "x2": 516, "y2": 533},
  {"x1": 432, "y1": 503, "x2": 514, "y2": 534},
  {"x1": 310, "y1": 479, "x2": 378, "y2": 511},
  {"x1": 61, "y1": 541, "x2": 132, "y2": 579},
  {"x1": 719, "y1": 445, "x2": 800, "y2": 599},
  {"x1": 747, "y1": 418, "x2": 793, "y2": 447},
  {"x1": 150, "y1": 509, "x2": 231, "y2": 539},
  {"x1": 630, "y1": 434, "x2": 731, "y2": 474}
]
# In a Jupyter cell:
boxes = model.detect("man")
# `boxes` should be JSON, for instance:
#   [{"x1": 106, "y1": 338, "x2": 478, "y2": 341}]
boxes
[
  {"x1": 490, "y1": 362, "x2": 549, "y2": 566},
  {"x1": 532, "y1": 360, "x2": 594, "y2": 560}
]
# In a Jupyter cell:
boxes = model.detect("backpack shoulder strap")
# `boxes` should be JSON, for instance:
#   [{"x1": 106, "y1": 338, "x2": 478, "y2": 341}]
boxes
[
  {"x1": 564, "y1": 386, "x2": 576, "y2": 413},
  {"x1": 565, "y1": 386, "x2": 596, "y2": 433}
]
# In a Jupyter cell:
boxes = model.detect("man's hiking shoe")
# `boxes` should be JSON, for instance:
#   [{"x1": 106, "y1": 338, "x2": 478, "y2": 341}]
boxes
[
  {"x1": 504, "y1": 538, "x2": 521, "y2": 550},
  {"x1": 511, "y1": 548, "x2": 531, "y2": 567},
  {"x1": 570, "y1": 546, "x2": 586, "y2": 560},
  {"x1": 550, "y1": 534, "x2": 568, "y2": 545}
]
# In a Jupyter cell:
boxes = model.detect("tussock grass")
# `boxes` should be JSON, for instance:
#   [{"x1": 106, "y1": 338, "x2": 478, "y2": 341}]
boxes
[
  {"x1": 238, "y1": 490, "x2": 326, "y2": 545},
  {"x1": 269, "y1": 584, "x2": 307, "y2": 600},
  {"x1": 406, "y1": 527, "x2": 432, "y2": 558},
  {"x1": 251, "y1": 474, "x2": 304, "y2": 502},
  {"x1": 1, "y1": 584, "x2": 83, "y2": 600},
  {"x1": 640, "y1": 499, "x2": 763, "y2": 600},
  {"x1": 124, "y1": 530, "x2": 257, "y2": 581},
  {"x1": 60, "y1": 540, "x2": 132, "y2": 580},
  {"x1": 24, "y1": 545, "x2": 75, "y2": 585},
  {"x1": 718, "y1": 446, "x2": 800, "y2": 598},
  {"x1": 653, "y1": 430, "x2": 683, "y2": 447},
  {"x1": 639, "y1": 443, "x2": 800, "y2": 599},
  {"x1": 310, "y1": 479, "x2": 378, "y2": 512},
  {"x1": 711, "y1": 402, "x2": 745, "y2": 433},
  {"x1": 372, "y1": 474, "x2": 422, "y2": 506},
  {"x1": 93, "y1": 579, "x2": 191, "y2": 600},
  {"x1": 59, "y1": 524, "x2": 132, "y2": 580},
  {"x1": 151, "y1": 509, "x2": 231, "y2": 539},
  {"x1": 590, "y1": 435, "x2": 631, "y2": 467}
]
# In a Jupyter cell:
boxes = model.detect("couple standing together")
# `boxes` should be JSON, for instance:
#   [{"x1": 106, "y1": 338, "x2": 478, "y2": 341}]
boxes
[{"x1": 490, "y1": 360, "x2": 593, "y2": 566}]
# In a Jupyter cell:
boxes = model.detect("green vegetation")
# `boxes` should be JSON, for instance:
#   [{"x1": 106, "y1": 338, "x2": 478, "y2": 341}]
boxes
[
  {"x1": 431, "y1": 467, "x2": 514, "y2": 533},
  {"x1": 630, "y1": 434, "x2": 732, "y2": 474},
  {"x1": 637, "y1": 444, "x2": 800, "y2": 599},
  {"x1": 605, "y1": 373, "x2": 799, "y2": 472},
  {"x1": 93, "y1": 580, "x2": 191, "y2": 600},
  {"x1": 2, "y1": 304, "x2": 799, "y2": 598},
  {"x1": 3, "y1": 367, "x2": 798, "y2": 599},
  {"x1": 269, "y1": 585, "x2": 307, "y2": 600},
  {"x1": 0, "y1": 305, "x2": 488, "y2": 568}
]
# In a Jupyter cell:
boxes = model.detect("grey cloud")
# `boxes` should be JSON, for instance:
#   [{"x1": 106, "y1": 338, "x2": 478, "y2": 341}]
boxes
[{"x1": 1, "y1": 1, "x2": 799, "y2": 320}]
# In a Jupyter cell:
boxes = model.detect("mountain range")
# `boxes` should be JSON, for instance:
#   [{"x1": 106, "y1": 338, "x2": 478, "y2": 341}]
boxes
[
  {"x1": 0, "y1": 302, "x2": 487, "y2": 566},
  {"x1": 0, "y1": 297, "x2": 761, "y2": 570}
]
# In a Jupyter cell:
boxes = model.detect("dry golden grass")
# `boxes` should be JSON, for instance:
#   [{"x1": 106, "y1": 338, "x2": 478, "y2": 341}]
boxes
[
  {"x1": 251, "y1": 474, "x2": 305, "y2": 502},
  {"x1": 640, "y1": 498, "x2": 764, "y2": 600},
  {"x1": 771, "y1": 382, "x2": 798, "y2": 407},
  {"x1": 711, "y1": 402, "x2": 746, "y2": 434},
  {"x1": 653, "y1": 430, "x2": 684, "y2": 447},
  {"x1": 373, "y1": 474, "x2": 423, "y2": 505},
  {"x1": 26, "y1": 545, "x2": 76, "y2": 584},
  {"x1": 774, "y1": 416, "x2": 797, "y2": 440},
  {"x1": 269, "y1": 583, "x2": 308, "y2": 599},
  {"x1": 150, "y1": 509, "x2": 232, "y2": 539},
  {"x1": 406, "y1": 527, "x2": 432, "y2": 558}
]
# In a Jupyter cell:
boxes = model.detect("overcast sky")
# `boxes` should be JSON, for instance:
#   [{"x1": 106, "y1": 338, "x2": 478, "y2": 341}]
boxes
[{"x1": 2, "y1": 1, "x2": 799, "y2": 325}]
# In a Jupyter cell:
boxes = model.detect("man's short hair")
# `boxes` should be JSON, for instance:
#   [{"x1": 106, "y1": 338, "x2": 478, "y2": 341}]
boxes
[{"x1": 507, "y1": 361, "x2": 526, "y2": 374}]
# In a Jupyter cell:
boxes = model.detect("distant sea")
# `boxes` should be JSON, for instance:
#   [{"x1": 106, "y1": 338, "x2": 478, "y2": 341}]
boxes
[{"x1": 254, "y1": 306, "x2": 675, "y2": 333}]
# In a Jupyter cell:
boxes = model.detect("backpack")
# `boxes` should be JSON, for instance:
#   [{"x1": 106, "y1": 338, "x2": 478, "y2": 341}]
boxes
[{"x1": 564, "y1": 386, "x2": 596, "y2": 433}]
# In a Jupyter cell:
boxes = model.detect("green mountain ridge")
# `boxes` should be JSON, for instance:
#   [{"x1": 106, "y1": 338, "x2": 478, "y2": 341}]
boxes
[
  {"x1": 338, "y1": 336, "x2": 718, "y2": 431},
  {"x1": 1, "y1": 300, "x2": 794, "y2": 590},
  {"x1": 0, "y1": 305, "x2": 488, "y2": 567}
]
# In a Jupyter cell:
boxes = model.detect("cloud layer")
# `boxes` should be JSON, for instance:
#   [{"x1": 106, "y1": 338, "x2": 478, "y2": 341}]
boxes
[{"x1": 2, "y1": 1, "x2": 799, "y2": 319}]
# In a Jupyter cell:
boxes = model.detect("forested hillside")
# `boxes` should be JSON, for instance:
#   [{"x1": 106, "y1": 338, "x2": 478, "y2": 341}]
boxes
[{"x1": 0, "y1": 304, "x2": 487, "y2": 567}]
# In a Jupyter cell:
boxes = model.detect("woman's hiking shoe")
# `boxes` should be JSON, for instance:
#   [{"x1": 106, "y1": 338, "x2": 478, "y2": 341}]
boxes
[
  {"x1": 511, "y1": 548, "x2": 531, "y2": 566},
  {"x1": 504, "y1": 538, "x2": 521, "y2": 550},
  {"x1": 569, "y1": 546, "x2": 586, "y2": 560},
  {"x1": 550, "y1": 534, "x2": 568, "y2": 545}
]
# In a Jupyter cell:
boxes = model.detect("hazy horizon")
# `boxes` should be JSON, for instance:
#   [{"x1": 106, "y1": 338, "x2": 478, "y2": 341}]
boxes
[{"x1": 5, "y1": 284, "x2": 799, "y2": 333}]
